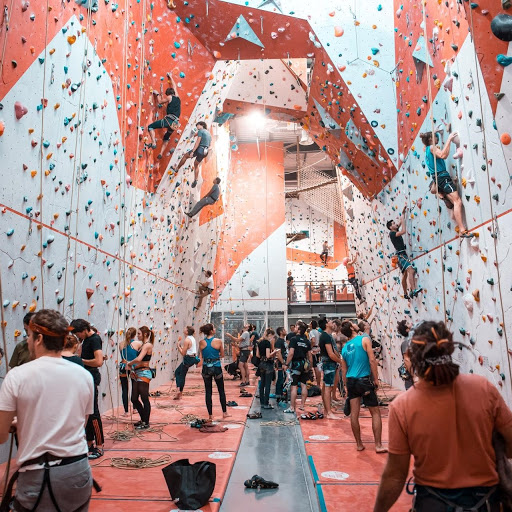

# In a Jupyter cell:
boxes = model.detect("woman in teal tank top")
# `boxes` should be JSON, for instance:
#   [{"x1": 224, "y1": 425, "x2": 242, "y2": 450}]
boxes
[
  {"x1": 419, "y1": 131, "x2": 473, "y2": 238},
  {"x1": 199, "y1": 323, "x2": 229, "y2": 422}
]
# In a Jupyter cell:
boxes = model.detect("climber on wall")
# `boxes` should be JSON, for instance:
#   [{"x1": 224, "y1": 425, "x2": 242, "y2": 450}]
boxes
[
  {"x1": 320, "y1": 241, "x2": 329, "y2": 265},
  {"x1": 175, "y1": 122, "x2": 212, "y2": 188},
  {"x1": 186, "y1": 177, "x2": 221, "y2": 219},
  {"x1": 419, "y1": 131, "x2": 473, "y2": 238},
  {"x1": 386, "y1": 206, "x2": 422, "y2": 300},
  {"x1": 146, "y1": 72, "x2": 181, "y2": 159},
  {"x1": 195, "y1": 270, "x2": 214, "y2": 309},
  {"x1": 343, "y1": 253, "x2": 363, "y2": 302}
]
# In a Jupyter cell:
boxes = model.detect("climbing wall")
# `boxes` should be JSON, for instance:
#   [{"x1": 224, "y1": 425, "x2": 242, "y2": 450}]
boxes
[
  {"x1": 286, "y1": 198, "x2": 348, "y2": 290},
  {"x1": 342, "y1": 2, "x2": 512, "y2": 404},
  {"x1": 0, "y1": 0, "x2": 240, "y2": 440}
]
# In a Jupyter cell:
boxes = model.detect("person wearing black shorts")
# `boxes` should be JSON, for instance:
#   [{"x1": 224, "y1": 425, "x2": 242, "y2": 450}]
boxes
[
  {"x1": 175, "y1": 121, "x2": 212, "y2": 188},
  {"x1": 386, "y1": 206, "x2": 422, "y2": 300},
  {"x1": 147, "y1": 72, "x2": 181, "y2": 159},
  {"x1": 284, "y1": 323, "x2": 312, "y2": 414},
  {"x1": 340, "y1": 321, "x2": 386, "y2": 453}
]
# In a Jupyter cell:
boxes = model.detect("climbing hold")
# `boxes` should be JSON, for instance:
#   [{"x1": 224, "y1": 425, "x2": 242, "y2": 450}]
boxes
[
  {"x1": 0, "y1": 121, "x2": 4, "y2": 136},
  {"x1": 14, "y1": 102, "x2": 28, "y2": 120},
  {"x1": 334, "y1": 27, "x2": 344, "y2": 37},
  {"x1": 86, "y1": 288, "x2": 94, "y2": 299},
  {"x1": 491, "y1": 14, "x2": 512, "y2": 42},
  {"x1": 497, "y1": 54, "x2": 512, "y2": 67},
  {"x1": 500, "y1": 133, "x2": 511, "y2": 145}
]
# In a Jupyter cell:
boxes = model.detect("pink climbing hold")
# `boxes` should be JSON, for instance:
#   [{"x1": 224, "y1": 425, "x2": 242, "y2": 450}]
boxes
[{"x1": 15, "y1": 101, "x2": 28, "y2": 120}]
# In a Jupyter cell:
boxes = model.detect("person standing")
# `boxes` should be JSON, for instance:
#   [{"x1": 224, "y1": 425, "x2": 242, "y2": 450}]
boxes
[
  {"x1": 274, "y1": 327, "x2": 288, "y2": 402},
  {"x1": 284, "y1": 323, "x2": 313, "y2": 414},
  {"x1": 126, "y1": 326, "x2": 154, "y2": 430},
  {"x1": 186, "y1": 177, "x2": 221, "y2": 219},
  {"x1": 195, "y1": 270, "x2": 215, "y2": 309},
  {"x1": 374, "y1": 321, "x2": 512, "y2": 511},
  {"x1": 174, "y1": 326, "x2": 198, "y2": 400},
  {"x1": 318, "y1": 318, "x2": 342, "y2": 420},
  {"x1": 70, "y1": 319, "x2": 105, "y2": 459},
  {"x1": 61, "y1": 334, "x2": 84, "y2": 367},
  {"x1": 397, "y1": 320, "x2": 414, "y2": 390},
  {"x1": 286, "y1": 324, "x2": 296, "y2": 343},
  {"x1": 386, "y1": 207, "x2": 422, "y2": 300},
  {"x1": 119, "y1": 327, "x2": 137, "y2": 416},
  {"x1": 198, "y1": 323, "x2": 229, "y2": 422},
  {"x1": 0, "y1": 309, "x2": 94, "y2": 511},
  {"x1": 309, "y1": 320, "x2": 322, "y2": 385},
  {"x1": 340, "y1": 321, "x2": 386, "y2": 453},
  {"x1": 257, "y1": 329, "x2": 278, "y2": 410},
  {"x1": 175, "y1": 121, "x2": 212, "y2": 188},
  {"x1": 225, "y1": 325, "x2": 251, "y2": 386},
  {"x1": 9, "y1": 312, "x2": 34, "y2": 369}
]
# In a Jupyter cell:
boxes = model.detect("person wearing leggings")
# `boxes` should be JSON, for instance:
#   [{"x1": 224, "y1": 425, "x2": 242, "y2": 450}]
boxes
[
  {"x1": 126, "y1": 326, "x2": 154, "y2": 430},
  {"x1": 257, "y1": 329, "x2": 279, "y2": 410},
  {"x1": 198, "y1": 323, "x2": 229, "y2": 422},
  {"x1": 119, "y1": 327, "x2": 137, "y2": 416},
  {"x1": 174, "y1": 326, "x2": 198, "y2": 400},
  {"x1": 70, "y1": 319, "x2": 105, "y2": 460}
]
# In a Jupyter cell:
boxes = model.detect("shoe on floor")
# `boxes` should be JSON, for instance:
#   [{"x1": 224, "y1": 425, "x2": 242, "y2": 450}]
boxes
[
  {"x1": 88, "y1": 447, "x2": 104, "y2": 460},
  {"x1": 135, "y1": 422, "x2": 150, "y2": 430},
  {"x1": 244, "y1": 475, "x2": 279, "y2": 489},
  {"x1": 262, "y1": 404, "x2": 274, "y2": 410}
]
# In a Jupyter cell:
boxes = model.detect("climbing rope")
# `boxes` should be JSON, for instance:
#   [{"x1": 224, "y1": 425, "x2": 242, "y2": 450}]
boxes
[{"x1": 91, "y1": 455, "x2": 172, "y2": 470}]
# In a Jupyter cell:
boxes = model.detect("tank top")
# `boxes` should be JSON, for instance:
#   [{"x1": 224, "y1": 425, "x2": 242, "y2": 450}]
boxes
[
  {"x1": 346, "y1": 264, "x2": 355, "y2": 278},
  {"x1": 166, "y1": 96, "x2": 181, "y2": 118},
  {"x1": 202, "y1": 337, "x2": 221, "y2": 367},
  {"x1": 120, "y1": 341, "x2": 138, "y2": 363},
  {"x1": 425, "y1": 146, "x2": 448, "y2": 177},
  {"x1": 131, "y1": 342, "x2": 152, "y2": 363},
  {"x1": 341, "y1": 335, "x2": 371, "y2": 379},
  {"x1": 186, "y1": 336, "x2": 197, "y2": 355}
]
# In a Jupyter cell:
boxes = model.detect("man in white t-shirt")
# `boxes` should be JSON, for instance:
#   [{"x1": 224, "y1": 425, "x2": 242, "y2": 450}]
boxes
[
  {"x1": 0, "y1": 309, "x2": 94, "y2": 511},
  {"x1": 196, "y1": 269, "x2": 214, "y2": 309}
]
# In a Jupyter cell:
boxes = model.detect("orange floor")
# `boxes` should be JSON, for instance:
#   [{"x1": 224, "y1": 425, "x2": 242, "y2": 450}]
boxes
[
  {"x1": 89, "y1": 370, "x2": 250, "y2": 511},
  {"x1": 296, "y1": 384, "x2": 412, "y2": 511}
]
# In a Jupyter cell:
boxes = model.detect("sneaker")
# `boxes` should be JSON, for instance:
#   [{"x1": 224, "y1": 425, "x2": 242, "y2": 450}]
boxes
[
  {"x1": 133, "y1": 421, "x2": 143, "y2": 427},
  {"x1": 88, "y1": 447, "x2": 103, "y2": 460},
  {"x1": 191, "y1": 180, "x2": 197, "y2": 188},
  {"x1": 262, "y1": 404, "x2": 274, "y2": 410},
  {"x1": 135, "y1": 422, "x2": 150, "y2": 430}
]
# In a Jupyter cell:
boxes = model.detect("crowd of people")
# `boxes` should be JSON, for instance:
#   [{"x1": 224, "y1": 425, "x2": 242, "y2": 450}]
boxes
[{"x1": 1, "y1": 307, "x2": 511, "y2": 511}]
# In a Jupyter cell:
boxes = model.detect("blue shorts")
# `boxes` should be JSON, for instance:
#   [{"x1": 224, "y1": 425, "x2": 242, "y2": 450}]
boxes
[
  {"x1": 193, "y1": 146, "x2": 208, "y2": 163},
  {"x1": 397, "y1": 252, "x2": 413, "y2": 274},
  {"x1": 132, "y1": 368, "x2": 152, "y2": 383},
  {"x1": 322, "y1": 360, "x2": 338, "y2": 387}
]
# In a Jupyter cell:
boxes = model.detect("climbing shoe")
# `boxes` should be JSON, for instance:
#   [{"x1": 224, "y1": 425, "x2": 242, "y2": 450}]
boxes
[
  {"x1": 135, "y1": 422, "x2": 150, "y2": 430},
  {"x1": 191, "y1": 180, "x2": 197, "y2": 188},
  {"x1": 190, "y1": 419, "x2": 207, "y2": 428},
  {"x1": 246, "y1": 412, "x2": 262, "y2": 419},
  {"x1": 244, "y1": 475, "x2": 279, "y2": 489}
]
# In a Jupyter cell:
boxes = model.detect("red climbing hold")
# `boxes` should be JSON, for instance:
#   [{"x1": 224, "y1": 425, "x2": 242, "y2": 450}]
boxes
[
  {"x1": 15, "y1": 101, "x2": 28, "y2": 120},
  {"x1": 86, "y1": 288, "x2": 94, "y2": 300}
]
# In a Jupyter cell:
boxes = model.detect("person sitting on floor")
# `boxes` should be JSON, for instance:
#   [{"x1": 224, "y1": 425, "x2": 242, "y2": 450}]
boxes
[
  {"x1": 374, "y1": 320, "x2": 512, "y2": 512},
  {"x1": 186, "y1": 177, "x2": 221, "y2": 219},
  {"x1": 175, "y1": 121, "x2": 212, "y2": 188},
  {"x1": 147, "y1": 72, "x2": 181, "y2": 158}
]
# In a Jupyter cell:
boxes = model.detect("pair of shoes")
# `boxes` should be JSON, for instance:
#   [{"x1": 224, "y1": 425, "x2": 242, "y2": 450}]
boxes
[
  {"x1": 240, "y1": 392, "x2": 252, "y2": 397},
  {"x1": 301, "y1": 411, "x2": 319, "y2": 420},
  {"x1": 88, "y1": 447, "x2": 104, "y2": 460},
  {"x1": 283, "y1": 408, "x2": 295, "y2": 414},
  {"x1": 190, "y1": 419, "x2": 207, "y2": 428},
  {"x1": 133, "y1": 420, "x2": 143, "y2": 427},
  {"x1": 191, "y1": 180, "x2": 197, "y2": 188},
  {"x1": 135, "y1": 422, "x2": 150, "y2": 430},
  {"x1": 226, "y1": 401, "x2": 238, "y2": 407},
  {"x1": 262, "y1": 404, "x2": 274, "y2": 410},
  {"x1": 244, "y1": 475, "x2": 279, "y2": 489},
  {"x1": 247, "y1": 412, "x2": 262, "y2": 419}
]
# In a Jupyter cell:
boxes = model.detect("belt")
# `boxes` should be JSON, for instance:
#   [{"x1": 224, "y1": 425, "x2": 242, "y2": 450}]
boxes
[
  {"x1": 204, "y1": 358, "x2": 220, "y2": 363},
  {"x1": 21, "y1": 453, "x2": 87, "y2": 469},
  {"x1": 186, "y1": 354, "x2": 197, "y2": 357}
]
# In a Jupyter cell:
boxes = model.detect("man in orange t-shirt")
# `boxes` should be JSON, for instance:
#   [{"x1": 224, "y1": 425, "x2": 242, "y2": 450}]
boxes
[
  {"x1": 344, "y1": 253, "x2": 362, "y2": 301},
  {"x1": 374, "y1": 321, "x2": 512, "y2": 512}
]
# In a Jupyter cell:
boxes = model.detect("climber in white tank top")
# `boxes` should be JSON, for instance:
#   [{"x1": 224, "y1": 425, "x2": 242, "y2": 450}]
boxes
[{"x1": 174, "y1": 326, "x2": 199, "y2": 400}]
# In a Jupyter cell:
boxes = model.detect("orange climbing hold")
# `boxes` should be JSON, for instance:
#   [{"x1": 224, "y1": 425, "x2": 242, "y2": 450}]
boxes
[
  {"x1": 334, "y1": 26, "x2": 344, "y2": 37},
  {"x1": 0, "y1": 121, "x2": 4, "y2": 136},
  {"x1": 500, "y1": 132, "x2": 511, "y2": 145}
]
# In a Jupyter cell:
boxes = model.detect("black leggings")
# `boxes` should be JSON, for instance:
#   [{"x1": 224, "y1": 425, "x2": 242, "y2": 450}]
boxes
[
  {"x1": 131, "y1": 380, "x2": 151, "y2": 424},
  {"x1": 348, "y1": 276, "x2": 362, "y2": 301},
  {"x1": 202, "y1": 366, "x2": 227, "y2": 416},
  {"x1": 120, "y1": 371, "x2": 129, "y2": 413},
  {"x1": 86, "y1": 371, "x2": 104, "y2": 446}
]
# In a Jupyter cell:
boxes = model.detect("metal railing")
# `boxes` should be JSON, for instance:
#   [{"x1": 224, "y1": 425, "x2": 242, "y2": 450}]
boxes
[{"x1": 287, "y1": 280, "x2": 355, "y2": 303}]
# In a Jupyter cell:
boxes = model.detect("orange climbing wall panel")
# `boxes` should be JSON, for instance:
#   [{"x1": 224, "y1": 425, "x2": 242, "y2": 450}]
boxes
[{"x1": 212, "y1": 142, "x2": 285, "y2": 302}]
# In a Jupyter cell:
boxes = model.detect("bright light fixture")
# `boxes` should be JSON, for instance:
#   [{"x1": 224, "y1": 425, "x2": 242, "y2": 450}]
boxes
[{"x1": 247, "y1": 111, "x2": 266, "y2": 131}]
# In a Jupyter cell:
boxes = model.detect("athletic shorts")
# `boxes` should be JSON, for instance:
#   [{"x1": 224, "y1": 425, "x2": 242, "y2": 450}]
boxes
[
  {"x1": 132, "y1": 368, "x2": 152, "y2": 383},
  {"x1": 396, "y1": 252, "x2": 413, "y2": 274},
  {"x1": 239, "y1": 349, "x2": 251, "y2": 363},
  {"x1": 346, "y1": 376, "x2": 378, "y2": 407},
  {"x1": 322, "y1": 360, "x2": 338, "y2": 387},
  {"x1": 290, "y1": 360, "x2": 309, "y2": 386},
  {"x1": 430, "y1": 175, "x2": 456, "y2": 195},
  {"x1": 148, "y1": 115, "x2": 178, "y2": 141},
  {"x1": 193, "y1": 146, "x2": 208, "y2": 163}
]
